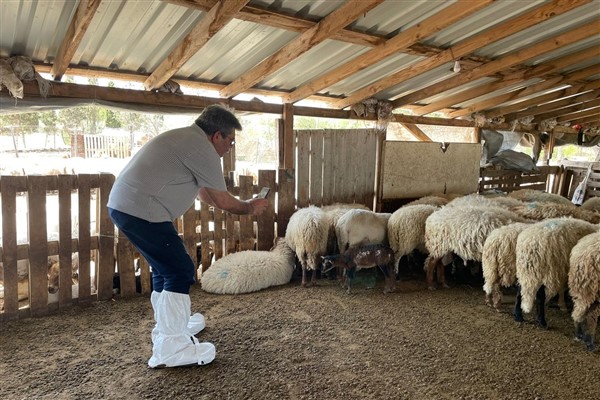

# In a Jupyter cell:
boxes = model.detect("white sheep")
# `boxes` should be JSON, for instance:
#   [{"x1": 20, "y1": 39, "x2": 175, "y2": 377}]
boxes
[
  {"x1": 482, "y1": 222, "x2": 531, "y2": 310},
  {"x1": 387, "y1": 204, "x2": 439, "y2": 273},
  {"x1": 568, "y1": 231, "x2": 600, "y2": 351},
  {"x1": 515, "y1": 218, "x2": 598, "y2": 328},
  {"x1": 335, "y1": 209, "x2": 391, "y2": 253},
  {"x1": 446, "y1": 193, "x2": 523, "y2": 209},
  {"x1": 424, "y1": 205, "x2": 525, "y2": 290},
  {"x1": 403, "y1": 195, "x2": 449, "y2": 208},
  {"x1": 510, "y1": 202, "x2": 600, "y2": 223},
  {"x1": 285, "y1": 206, "x2": 329, "y2": 287},
  {"x1": 580, "y1": 196, "x2": 600, "y2": 213},
  {"x1": 508, "y1": 188, "x2": 573, "y2": 206},
  {"x1": 200, "y1": 238, "x2": 295, "y2": 294},
  {"x1": 321, "y1": 203, "x2": 370, "y2": 254}
]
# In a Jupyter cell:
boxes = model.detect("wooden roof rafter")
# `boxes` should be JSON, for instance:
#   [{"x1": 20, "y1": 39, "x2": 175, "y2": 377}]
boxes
[
  {"x1": 333, "y1": 0, "x2": 591, "y2": 110},
  {"x1": 144, "y1": 0, "x2": 250, "y2": 91},
  {"x1": 218, "y1": 0, "x2": 385, "y2": 98}
]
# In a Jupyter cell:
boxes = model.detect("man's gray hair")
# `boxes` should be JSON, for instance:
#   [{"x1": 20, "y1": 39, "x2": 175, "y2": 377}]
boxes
[{"x1": 195, "y1": 104, "x2": 242, "y2": 137}]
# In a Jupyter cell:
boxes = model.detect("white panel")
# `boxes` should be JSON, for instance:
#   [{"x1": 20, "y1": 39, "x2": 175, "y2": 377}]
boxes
[{"x1": 381, "y1": 141, "x2": 481, "y2": 199}]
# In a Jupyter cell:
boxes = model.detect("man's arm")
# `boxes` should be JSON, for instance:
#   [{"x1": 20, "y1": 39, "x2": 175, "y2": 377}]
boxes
[{"x1": 199, "y1": 187, "x2": 268, "y2": 215}]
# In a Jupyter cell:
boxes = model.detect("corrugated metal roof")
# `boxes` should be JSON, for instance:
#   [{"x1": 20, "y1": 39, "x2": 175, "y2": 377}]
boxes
[{"x1": 1, "y1": 0, "x2": 599, "y2": 126}]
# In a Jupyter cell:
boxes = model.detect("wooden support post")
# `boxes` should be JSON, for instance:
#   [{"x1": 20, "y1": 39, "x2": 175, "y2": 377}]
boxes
[
  {"x1": 257, "y1": 170, "x2": 276, "y2": 250},
  {"x1": 97, "y1": 173, "x2": 116, "y2": 301},
  {"x1": 283, "y1": 103, "x2": 294, "y2": 169}
]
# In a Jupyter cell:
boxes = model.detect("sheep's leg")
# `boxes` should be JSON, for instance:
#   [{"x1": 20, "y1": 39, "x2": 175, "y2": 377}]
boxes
[
  {"x1": 558, "y1": 290, "x2": 567, "y2": 312},
  {"x1": 310, "y1": 268, "x2": 317, "y2": 286},
  {"x1": 301, "y1": 262, "x2": 309, "y2": 287},
  {"x1": 582, "y1": 302, "x2": 600, "y2": 352},
  {"x1": 535, "y1": 286, "x2": 548, "y2": 329},
  {"x1": 513, "y1": 285, "x2": 524, "y2": 323},
  {"x1": 424, "y1": 256, "x2": 439, "y2": 290},
  {"x1": 346, "y1": 268, "x2": 356, "y2": 295},
  {"x1": 436, "y1": 262, "x2": 449, "y2": 289},
  {"x1": 492, "y1": 285, "x2": 503, "y2": 312},
  {"x1": 379, "y1": 264, "x2": 396, "y2": 294}
]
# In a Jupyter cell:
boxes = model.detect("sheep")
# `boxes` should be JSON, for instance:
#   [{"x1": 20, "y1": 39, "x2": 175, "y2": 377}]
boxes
[
  {"x1": 424, "y1": 205, "x2": 526, "y2": 290},
  {"x1": 284, "y1": 206, "x2": 329, "y2": 287},
  {"x1": 568, "y1": 231, "x2": 600, "y2": 351},
  {"x1": 507, "y1": 188, "x2": 573, "y2": 206},
  {"x1": 322, "y1": 244, "x2": 396, "y2": 294},
  {"x1": 514, "y1": 218, "x2": 598, "y2": 328},
  {"x1": 446, "y1": 193, "x2": 523, "y2": 210},
  {"x1": 387, "y1": 204, "x2": 439, "y2": 274},
  {"x1": 321, "y1": 203, "x2": 370, "y2": 255},
  {"x1": 509, "y1": 202, "x2": 600, "y2": 224},
  {"x1": 335, "y1": 209, "x2": 391, "y2": 253},
  {"x1": 403, "y1": 195, "x2": 449, "y2": 208},
  {"x1": 200, "y1": 237, "x2": 295, "y2": 295},
  {"x1": 482, "y1": 222, "x2": 531, "y2": 311},
  {"x1": 580, "y1": 196, "x2": 600, "y2": 213}
]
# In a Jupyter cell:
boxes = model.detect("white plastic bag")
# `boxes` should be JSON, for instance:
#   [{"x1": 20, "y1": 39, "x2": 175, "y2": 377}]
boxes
[{"x1": 572, "y1": 165, "x2": 592, "y2": 205}]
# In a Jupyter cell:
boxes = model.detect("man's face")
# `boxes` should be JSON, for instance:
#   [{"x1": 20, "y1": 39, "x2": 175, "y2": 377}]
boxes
[{"x1": 211, "y1": 130, "x2": 236, "y2": 157}]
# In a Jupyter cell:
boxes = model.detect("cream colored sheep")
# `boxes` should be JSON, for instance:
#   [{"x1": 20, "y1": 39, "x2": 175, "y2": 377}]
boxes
[
  {"x1": 424, "y1": 205, "x2": 525, "y2": 290},
  {"x1": 510, "y1": 202, "x2": 600, "y2": 223},
  {"x1": 403, "y1": 195, "x2": 449, "y2": 208},
  {"x1": 446, "y1": 193, "x2": 523, "y2": 210},
  {"x1": 482, "y1": 222, "x2": 531, "y2": 310},
  {"x1": 285, "y1": 206, "x2": 329, "y2": 287},
  {"x1": 580, "y1": 196, "x2": 600, "y2": 213},
  {"x1": 508, "y1": 188, "x2": 572, "y2": 206},
  {"x1": 515, "y1": 218, "x2": 598, "y2": 328},
  {"x1": 387, "y1": 204, "x2": 439, "y2": 273},
  {"x1": 568, "y1": 231, "x2": 600, "y2": 351},
  {"x1": 321, "y1": 203, "x2": 370, "y2": 254},
  {"x1": 200, "y1": 238, "x2": 295, "y2": 295},
  {"x1": 335, "y1": 209, "x2": 391, "y2": 253}
]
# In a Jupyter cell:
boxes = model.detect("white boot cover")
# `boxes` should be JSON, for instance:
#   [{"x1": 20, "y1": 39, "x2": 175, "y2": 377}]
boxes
[
  {"x1": 151, "y1": 291, "x2": 205, "y2": 342},
  {"x1": 148, "y1": 291, "x2": 215, "y2": 368}
]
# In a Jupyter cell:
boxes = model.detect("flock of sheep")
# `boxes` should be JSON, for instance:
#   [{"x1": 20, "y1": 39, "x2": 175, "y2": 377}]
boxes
[{"x1": 201, "y1": 189, "x2": 600, "y2": 352}]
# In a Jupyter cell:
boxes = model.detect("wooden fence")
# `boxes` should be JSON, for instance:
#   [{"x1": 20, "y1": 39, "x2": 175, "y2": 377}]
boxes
[
  {"x1": 83, "y1": 134, "x2": 131, "y2": 158},
  {"x1": 478, "y1": 165, "x2": 564, "y2": 194},
  {"x1": 0, "y1": 169, "x2": 296, "y2": 322}
]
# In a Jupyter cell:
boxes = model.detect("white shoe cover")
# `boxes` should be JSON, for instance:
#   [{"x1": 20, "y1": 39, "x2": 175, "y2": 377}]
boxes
[
  {"x1": 188, "y1": 313, "x2": 206, "y2": 335},
  {"x1": 150, "y1": 292, "x2": 206, "y2": 343},
  {"x1": 148, "y1": 290, "x2": 216, "y2": 368}
]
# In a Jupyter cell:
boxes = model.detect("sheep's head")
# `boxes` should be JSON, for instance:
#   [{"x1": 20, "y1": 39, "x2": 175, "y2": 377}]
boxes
[{"x1": 321, "y1": 254, "x2": 345, "y2": 273}]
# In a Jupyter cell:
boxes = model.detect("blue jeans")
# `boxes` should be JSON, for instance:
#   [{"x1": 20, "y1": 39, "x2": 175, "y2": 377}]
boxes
[{"x1": 108, "y1": 208, "x2": 195, "y2": 294}]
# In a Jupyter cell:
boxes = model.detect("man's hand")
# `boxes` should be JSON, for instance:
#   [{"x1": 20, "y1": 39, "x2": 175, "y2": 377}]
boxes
[{"x1": 247, "y1": 198, "x2": 269, "y2": 215}]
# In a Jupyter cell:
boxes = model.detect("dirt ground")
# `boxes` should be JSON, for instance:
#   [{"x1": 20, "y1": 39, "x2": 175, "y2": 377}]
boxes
[{"x1": 1, "y1": 270, "x2": 599, "y2": 400}]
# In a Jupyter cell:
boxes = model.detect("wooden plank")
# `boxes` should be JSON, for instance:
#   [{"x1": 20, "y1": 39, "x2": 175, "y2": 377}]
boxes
[
  {"x1": 213, "y1": 208, "x2": 224, "y2": 261},
  {"x1": 77, "y1": 174, "x2": 92, "y2": 301},
  {"x1": 27, "y1": 176, "x2": 49, "y2": 317},
  {"x1": 362, "y1": 130, "x2": 378, "y2": 208},
  {"x1": 0, "y1": 176, "x2": 24, "y2": 319},
  {"x1": 182, "y1": 205, "x2": 198, "y2": 276},
  {"x1": 225, "y1": 173, "x2": 238, "y2": 255},
  {"x1": 322, "y1": 130, "x2": 334, "y2": 205},
  {"x1": 97, "y1": 173, "x2": 115, "y2": 301},
  {"x1": 257, "y1": 170, "x2": 276, "y2": 249},
  {"x1": 296, "y1": 131, "x2": 310, "y2": 208},
  {"x1": 138, "y1": 257, "x2": 152, "y2": 295},
  {"x1": 57, "y1": 175, "x2": 73, "y2": 307},
  {"x1": 277, "y1": 168, "x2": 295, "y2": 237},
  {"x1": 332, "y1": 131, "x2": 343, "y2": 203},
  {"x1": 219, "y1": 0, "x2": 384, "y2": 98},
  {"x1": 238, "y1": 175, "x2": 255, "y2": 251},
  {"x1": 145, "y1": 0, "x2": 249, "y2": 90},
  {"x1": 309, "y1": 130, "x2": 323, "y2": 206},
  {"x1": 116, "y1": 233, "x2": 136, "y2": 297},
  {"x1": 283, "y1": 103, "x2": 294, "y2": 169},
  {"x1": 200, "y1": 202, "x2": 211, "y2": 272},
  {"x1": 339, "y1": 130, "x2": 352, "y2": 202}
]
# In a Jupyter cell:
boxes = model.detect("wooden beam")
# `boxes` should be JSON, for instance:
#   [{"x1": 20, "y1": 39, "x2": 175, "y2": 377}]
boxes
[
  {"x1": 283, "y1": 103, "x2": 294, "y2": 169},
  {"x1": 282, "y1": 0, "x2": 491, "y2": 104},
  {"x1": 413, "y1": 46, "x2": 599, "y2": 116},
  {"x1": 399, "y1": 123, "x2": 432, "y2": 142},
  {"x1": 144, "y1": 0, "x2": 249, "y2": 91},
  {"x1": 390, "y1": 20, "x2": 599, "y2": 109},
  {"x1": 533, "y1": 97, "x2": 600, "y2": 122},
  {"x1": 510, "y1": 89, "x2": 600, "y2": 121},
  {"x1": 50, "y1": 0, "x2": 102, "y2": 81},
  {"x1": 219, "y1": 0, "x2": 384, "y2": 98},
  {"x1": 556, "y1": 106, "x2": 600, "y2": 123},
  {"x1": 6, "y1": 79, "x2": 583, "y2": 136},
  {"x1": 447, "y1": 64, "x2": 600, "y2": 118},
  {"x1": 485, "y1": 79, "x2": 600, "y2": 119},
  {"x1": 334, "y1": 0, "x2": 590, "y2": 110}
]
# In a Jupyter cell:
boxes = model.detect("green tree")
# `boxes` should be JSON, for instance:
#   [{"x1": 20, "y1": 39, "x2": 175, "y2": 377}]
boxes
[
  {"x1": 0, "y1": 113, "x2": 39, "y2": 156},
  {"x1": 39, "y1": 111, "x2": 60, "y2": 148}
]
